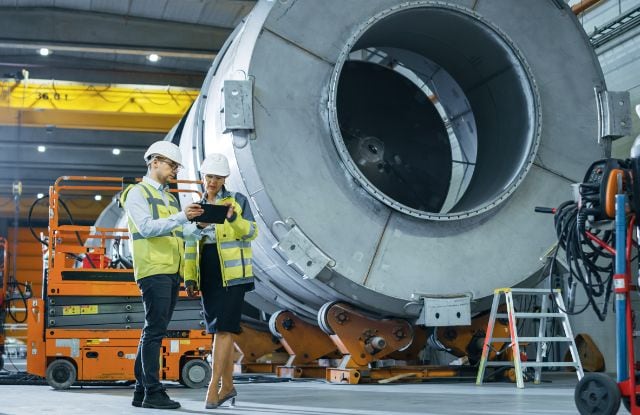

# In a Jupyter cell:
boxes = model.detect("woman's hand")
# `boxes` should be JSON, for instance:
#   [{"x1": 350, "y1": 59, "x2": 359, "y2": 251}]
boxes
[{"x1": 223, "y1": 202, "x2": 235, "y2": 219}]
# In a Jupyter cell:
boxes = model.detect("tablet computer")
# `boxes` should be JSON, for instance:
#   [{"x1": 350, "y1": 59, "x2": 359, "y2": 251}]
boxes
[{"x1": 193, "y1": 204, "x2": 228, "y2": 224}]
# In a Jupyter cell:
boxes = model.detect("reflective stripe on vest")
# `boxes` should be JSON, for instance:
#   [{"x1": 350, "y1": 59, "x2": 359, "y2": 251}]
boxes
[
  {"x1": 132, "y1": 230, "x2": 183, "y2": 241},
  {"x1": 223, "y1": 258, "x2": 250, "y2": 269},
  {"x1": 242, "y1": 222, "x2": 257, "y2": 240},
  {"x1": 219, "y1": 241, "x2": 251, "y2": 249}
]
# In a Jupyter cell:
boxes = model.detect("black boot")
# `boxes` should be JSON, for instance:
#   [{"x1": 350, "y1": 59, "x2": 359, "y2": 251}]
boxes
[
  {"x1": 131, "y1": 390, "x2": 145, "y2": 407},
  {"x1": 142, "y1": 389, "x2": 181, "y2": 409}
]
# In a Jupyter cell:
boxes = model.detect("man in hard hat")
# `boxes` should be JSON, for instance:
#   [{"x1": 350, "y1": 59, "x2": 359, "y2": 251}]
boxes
[
  {"x1": 183, "y1": 153, "x2": 258, "y2": 409},
  {"x1": 121, "y1": 140, "x2": 204, "y2": 410}
]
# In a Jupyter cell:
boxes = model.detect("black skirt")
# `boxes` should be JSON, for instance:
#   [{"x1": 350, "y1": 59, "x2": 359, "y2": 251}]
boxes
[{"x1": 199, "y1": 244, "x2": 250, "y2": 334}]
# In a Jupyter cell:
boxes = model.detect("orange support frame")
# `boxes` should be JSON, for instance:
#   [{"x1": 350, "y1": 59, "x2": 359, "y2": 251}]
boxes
[
  {"x1": 323, "y1": 302, "x2": 413, "y2": 369},
  {"x1": 232, "y1": 324, "x2": 283, "y2": 374},
  {"x1": 273, "y1": 311, "x2": 338, "y2": 367}
]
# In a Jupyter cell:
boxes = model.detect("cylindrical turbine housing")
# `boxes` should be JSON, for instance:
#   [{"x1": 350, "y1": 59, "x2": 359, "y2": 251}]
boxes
[{"x1": 175, "y1": 0, "x2": 608, "y2": 320}]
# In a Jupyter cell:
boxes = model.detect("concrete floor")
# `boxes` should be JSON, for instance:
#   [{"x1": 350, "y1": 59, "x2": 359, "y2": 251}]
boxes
[{"x1": 0, "y1": 359, "x2": 626, "y2": 414}]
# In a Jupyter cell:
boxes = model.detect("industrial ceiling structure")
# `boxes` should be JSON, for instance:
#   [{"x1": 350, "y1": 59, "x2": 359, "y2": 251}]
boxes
[{"x1": 0, "y1": 0, "x2": 256, "y2": 226}]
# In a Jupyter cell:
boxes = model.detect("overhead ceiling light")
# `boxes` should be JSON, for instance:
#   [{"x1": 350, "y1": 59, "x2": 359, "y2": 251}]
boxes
[
  {"x1": 112, "y1": 148, "x2": 121, "y2": 155},
  {"x1": 37, "y1": 193, "x2": 44, "y2": 199},
  {"x1": 147, "y1": 53, "x2": 160, "y2": 63},
  {"x1": 94, "y1": 195, "x2": 103, "y2": 201},
  {"x1": 37, "y1": 145, "x2": 46, "y2": 152},
  {"x1": 38, "y1": 48, "x2": 51, "y2": 56}
]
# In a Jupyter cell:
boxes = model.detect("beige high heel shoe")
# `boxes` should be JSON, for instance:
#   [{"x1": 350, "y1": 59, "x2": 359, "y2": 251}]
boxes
[
  {"x1": 217, "y1": 388, "x2": 237, "y2": 407},
  {"x1": 216, "y1": 333, "x2": 237, "y2": 407},
  {"x1": 205, "y1": 336, "x2": 222, "y2": 409}
]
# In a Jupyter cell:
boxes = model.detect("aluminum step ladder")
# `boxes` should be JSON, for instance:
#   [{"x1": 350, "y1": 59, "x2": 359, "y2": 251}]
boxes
[{"x1": 475, "y1": 288, "x2": 584, "y2": 388}]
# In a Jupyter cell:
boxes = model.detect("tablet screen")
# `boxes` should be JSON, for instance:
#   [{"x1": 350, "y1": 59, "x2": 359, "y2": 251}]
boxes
[{"x1": 193, "y1": 204, "x2": 228, "y2": 224}]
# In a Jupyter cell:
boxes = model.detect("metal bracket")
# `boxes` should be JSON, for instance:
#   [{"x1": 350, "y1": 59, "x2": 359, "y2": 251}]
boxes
[
  {"x1": 223, "y1": 79, "x2": 254, "y2": 132},
  {"x1": 273, "y1": 219, "x2": 335, "y2": 279},
  {"x1": 414, "y1": 294, "x2": 471, "y2": 327},
  {"x1": 595, "y1": 89, "x2": 631, "y2": 142}
]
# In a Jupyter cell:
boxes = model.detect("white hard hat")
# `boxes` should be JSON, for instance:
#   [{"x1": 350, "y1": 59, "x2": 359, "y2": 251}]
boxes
[
  {"x1": 143, "y1": 141, "x2": 183, "y2": 166},
  {"x1": 200, "y1": 153, "x2": 231, "y2": 176}
]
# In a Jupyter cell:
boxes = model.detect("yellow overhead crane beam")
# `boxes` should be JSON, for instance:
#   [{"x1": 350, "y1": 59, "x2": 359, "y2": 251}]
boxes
[{"x1": 0, "y1": 79, "x2": 199, "y2": 132}]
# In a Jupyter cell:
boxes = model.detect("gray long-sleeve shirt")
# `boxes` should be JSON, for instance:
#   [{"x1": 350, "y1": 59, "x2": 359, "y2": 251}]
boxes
[{"x1": 123, "y1": 175, "x2": 188, "y2": 238}]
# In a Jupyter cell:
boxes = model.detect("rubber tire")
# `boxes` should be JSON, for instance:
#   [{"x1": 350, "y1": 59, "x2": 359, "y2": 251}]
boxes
[
  {"x1": 0, "y1": 354, "x2": 4, "y2": 371},
  {"x1": 45, "y1": 359, "x2": 77, "y2": 390},
  {"x1": 180, "y1": 359, "x2": 211, "y2": 389},
  {"x1": 574, "y1": 373, "x2": 621, "y2": 415}
]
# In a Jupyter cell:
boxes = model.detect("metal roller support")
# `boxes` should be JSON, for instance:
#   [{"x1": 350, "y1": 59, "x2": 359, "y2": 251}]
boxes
[
  {"x1": 165, "y1": 0, "x2": 614, "y2": 321},
  {"x1": 318, "y1": 301, "x2": 340, "y2": 336},
  {"x1": 268, "y1": 310, "x2": 285, "y2": 339}
]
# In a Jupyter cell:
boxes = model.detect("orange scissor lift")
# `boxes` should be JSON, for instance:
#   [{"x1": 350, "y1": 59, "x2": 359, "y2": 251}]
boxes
[{"x1": 26, "y1": 176, "x2": 213, "y2": 389}]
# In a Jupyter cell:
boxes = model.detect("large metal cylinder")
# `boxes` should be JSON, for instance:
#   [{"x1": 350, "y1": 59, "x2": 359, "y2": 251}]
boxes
[{"x1": 175, "y1": 0, "x2": 608, "y2": 320}]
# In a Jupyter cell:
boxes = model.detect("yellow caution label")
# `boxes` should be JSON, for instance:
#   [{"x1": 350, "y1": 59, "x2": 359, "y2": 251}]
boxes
[
  {"x1": 80, "y1": 305, "x2": 99, "y2": 314},
  {"x1": 179, "y1": 340, "x2": 191, "y2": 345},
  {"x1": 86, "y1": 339, "x2": 109, "y2": 345},
  {"x1": 62, "y1": 306, "x2": 81, "y2": 315}
]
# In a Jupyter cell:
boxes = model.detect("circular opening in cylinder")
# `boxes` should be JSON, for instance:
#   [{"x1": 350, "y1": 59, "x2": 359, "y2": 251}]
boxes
[{"x1": 329, "y1": 5, "x2": 540, "y2": 220}]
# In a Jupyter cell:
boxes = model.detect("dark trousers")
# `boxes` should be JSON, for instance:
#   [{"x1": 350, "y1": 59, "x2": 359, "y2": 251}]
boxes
[{"x1": 134, "y1": 273, "x2": 180, "y2": 393}]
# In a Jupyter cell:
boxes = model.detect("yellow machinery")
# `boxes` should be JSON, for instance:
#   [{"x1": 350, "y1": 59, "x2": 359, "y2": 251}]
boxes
[
  {"x1": 26, "y1": 176, "x2": 212, "y2": 389},
  {"x1": 0, "y1": 79, "x2": 198, "y2": 132}
]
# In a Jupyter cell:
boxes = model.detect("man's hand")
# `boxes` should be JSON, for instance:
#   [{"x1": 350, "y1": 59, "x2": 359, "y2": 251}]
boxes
[
  {"x1": 185, "y1": 280, "x2": 198, "y2": 297},
  {"x1": 184, "y1": 203, "x2": 204, "y2": 221}
]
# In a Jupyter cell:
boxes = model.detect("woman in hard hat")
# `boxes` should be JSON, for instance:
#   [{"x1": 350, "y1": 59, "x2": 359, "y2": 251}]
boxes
[{"x1": 183, "y1": 153, "x2": 258, "y2": 409}]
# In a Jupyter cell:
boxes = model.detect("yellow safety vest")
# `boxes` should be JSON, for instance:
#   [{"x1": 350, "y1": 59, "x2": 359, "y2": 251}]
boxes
[
  {"x1": 121, "y1": 182, "x2": 184, "y2": 281},
  {"x1": 184, "y1": 192, "x2": 258, "y2": 288}
]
